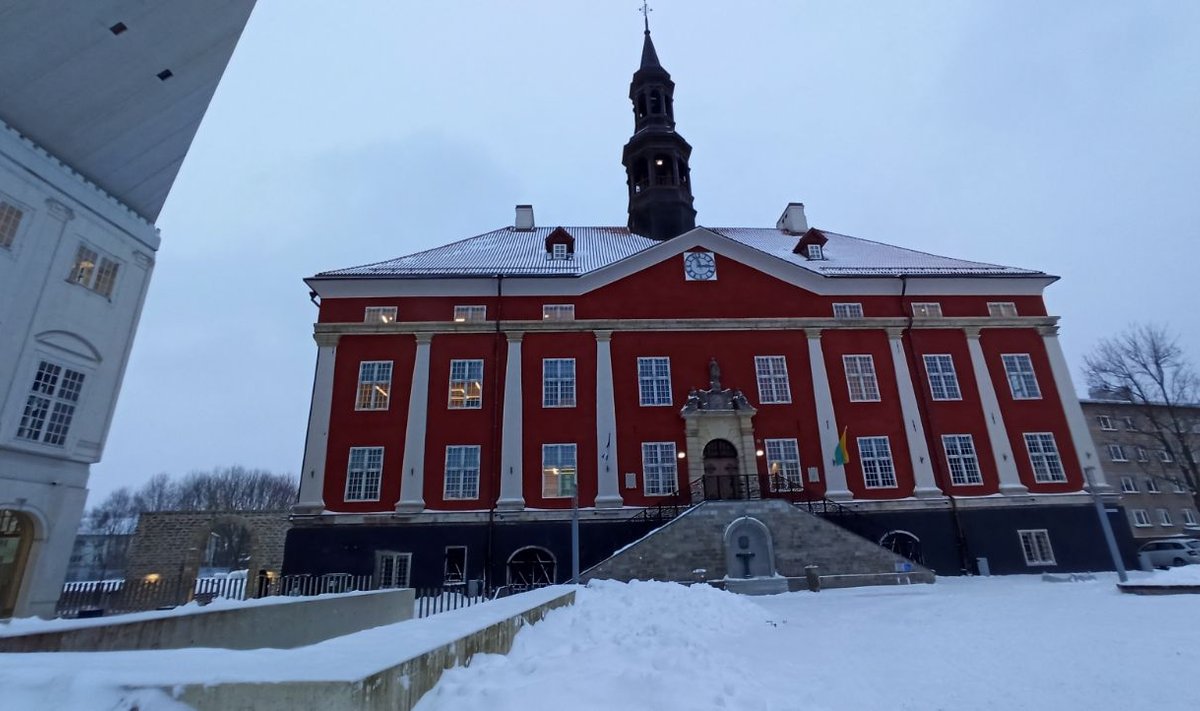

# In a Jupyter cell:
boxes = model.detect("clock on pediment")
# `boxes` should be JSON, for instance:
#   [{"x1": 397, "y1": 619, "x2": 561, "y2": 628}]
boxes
[{"x1": 683, "y1": 251, "x2": 717, "y2": 281}]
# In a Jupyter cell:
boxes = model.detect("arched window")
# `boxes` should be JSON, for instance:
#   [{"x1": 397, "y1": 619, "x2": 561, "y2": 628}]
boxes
[
  {"x1": 0, "y1": 510, "x2": 35, "y2": 618},
  {"x1": 506, "y1": 546, "x2": 556, "y2": 586},
  {"x1": 878, "y1": 530, "x2": 924, "y2": 566},
  {"x1": 649, "y1": 89, "x2": 663, "y2": 114},
  {"x1": 636, "y1": 94, "x2": 648, "y2": 119}
]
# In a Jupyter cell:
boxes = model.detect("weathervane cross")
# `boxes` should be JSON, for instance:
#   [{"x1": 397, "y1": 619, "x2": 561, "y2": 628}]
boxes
[{"x1": 640, "y1": 1, "x2": 652, "y2": 33}]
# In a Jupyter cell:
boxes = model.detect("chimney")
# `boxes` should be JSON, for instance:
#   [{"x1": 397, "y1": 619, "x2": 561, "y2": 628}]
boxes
[
  {"x1": 514, "y1": 204, "x2": 535, "y2": 231},
  {"x1": 776, "y1": 202, "x2": 808, "y2": 234}
]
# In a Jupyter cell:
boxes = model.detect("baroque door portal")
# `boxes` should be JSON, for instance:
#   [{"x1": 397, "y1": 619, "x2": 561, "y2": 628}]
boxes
[{"x1": 702, "y1": 439, "x2": 744, "y2": 500}]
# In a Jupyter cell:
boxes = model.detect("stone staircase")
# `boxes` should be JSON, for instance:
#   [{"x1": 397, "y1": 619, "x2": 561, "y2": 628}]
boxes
[{"x1": 580, "y1": 499, "x2": 934, "y2": 591}]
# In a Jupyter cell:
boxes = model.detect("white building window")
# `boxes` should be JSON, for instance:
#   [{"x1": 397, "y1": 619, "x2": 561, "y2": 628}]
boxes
[
  {"x1": 642, "y1": 442, "x2": 678, "y2": 496},
  {"x1": 1182, "y1": 508, "x2": 1198, "y2": 527},
  {"x1": 805, "y1": 244, "x2": 823, "y2": 260},
  {"x1": 1002, "y1": 354, "x2": 1041, "y2": 399},
  {"x1": 448, "y1": 359, "x2": 484, "y2": 409},
  {"x1": 355, "y1": 361, "x2": 392, "y2": 410},
  {"x1": 1106, "y1": 444, "x2": 1127, "y2": 462},
  {"x1": 1096, "y1": 415, "x2": 1115, "y2": 431},
  {"x1": 942, "y1": 434, "x2": 983, "y2": 485},
  {"x1": 911, "y1": 302, "x2": 942, "y2": 318},
  {"x1": 1123, "y1": 416, "x2": 1137, "y2": 431},
  {"x1": 542, "y1": 304, "x2": 575, "y2": 321},
  {"x1": 843, "y1": 355, "x2": 880, "y2": 402},
  {"x1": 833, "y1": 302, "x2": 864, "y2": 319},
  {"x1": 987, "y1": 302, "x2": 1018, "y2": 317},
  {"x1": 1157, "y1": 449, "x2": 1174, "y2": 463},
  {"x1": 68, "y1": 244, "x2": 121, "y2": 299},
  {"x1": 453, "y1": 305, "x2": 486, "y2": 322},
  {"x1": 0, "y1": 200, "x2": 23, "y2": 249},
  {"x1": 1173, "y1": 480, "x2": 1188, "y2": 494},
  {"x1": 754, "y1": 356, "x2": 791, "y2": 404},
  {"x1": 542, "y1": 444, "x2": 577, "y2": 498},
  {"x1": 1022, "y1": 433, "x2": 1066, "y2": 482},
  {"x1": 444, "y1": 445, "x2": 481, "y2": 500},
  {"x1": 923, "y1": 354, "x2": 961, "y2": 401},
  {"x1": 542, "y1": 358, "x2": 576, "y2": 408},
  {"x1": 637, "y1": 357, "x2": 672, "y2": 406},
  {"x1": 345, "y1": 446, "x2": 384, "y2": 501},
  {"x1": 376, "y1": 551, "x2": 411, "y2": 588},
  {"x1": 1132, "y1": 509, "x2": 1152, "y2": 527},
  {"x1": 1157, "y1": 508, "x2": 1173, "y2": 526},
  {"x1": 551, "y1": 242, "x2": 569, "y2": 260},
  {"x1": 1018, "y1": 530, "x2": 1056, "y2": 566},
  {"x1": 1119, "y1": 476, "x2": 1137, "y2": 493},
  {"x1": 858, "y1": 436, "x2": 897, "y2": 488},
  {"x1": 364, "y1": 306, "x2": 397, "y2": 323},
  {"x1": 1136, "y1": 446, "x2": 1149, "y2": 462},
  {"x1": 1146, "y1": 478, "x2": 1161, "y2": 494},
  {"x1": 765, "y1": 438, "x2": 802, "y2": 490},
  {"x1": 16, "y1": 360, "x2": 86, "y2": 446}
]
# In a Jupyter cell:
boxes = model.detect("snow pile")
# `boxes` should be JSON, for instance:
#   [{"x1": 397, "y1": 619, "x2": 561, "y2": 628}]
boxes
[{"x1": 1130, "y1": 565, "x2": 1200, "y2": 586}]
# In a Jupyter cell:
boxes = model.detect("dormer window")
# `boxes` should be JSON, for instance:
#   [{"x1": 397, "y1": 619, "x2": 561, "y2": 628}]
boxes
[
  {"x1": 552, "y1": 243, "x2": 568, "y2": 260},
  {"x1": 793, "y1": 227, "x2": 829, "y2": 260},
  {"x1": 545, "y1": 227, "x2": 575, "y2": 260},
  {"x1": 806, "y1": 244, "x2": 823, "y2": 260}
]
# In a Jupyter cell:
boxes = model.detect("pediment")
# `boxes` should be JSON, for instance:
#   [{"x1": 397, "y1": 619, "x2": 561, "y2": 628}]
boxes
[{"x1": 35, "y1": 330, "x2": 102, "y2": 362}]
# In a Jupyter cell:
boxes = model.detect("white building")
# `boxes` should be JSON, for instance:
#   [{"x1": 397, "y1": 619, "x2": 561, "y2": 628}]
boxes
[{"x1": 0, "y1": 1, "x2": 257, "y2": 618}]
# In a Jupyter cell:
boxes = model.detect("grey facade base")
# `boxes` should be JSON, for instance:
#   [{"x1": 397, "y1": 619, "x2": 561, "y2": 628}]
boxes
[{"x1": 1117, "y1": 584, "x2": 1200, "y2": 596}]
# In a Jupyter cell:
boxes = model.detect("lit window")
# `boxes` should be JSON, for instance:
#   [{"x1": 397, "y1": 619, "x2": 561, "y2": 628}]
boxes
[
  {"x1": 1024, "y1": 433, "x2": 1065, "y2": 483},
  {"x1": 443, "y1": 445, "x2": 481, "y2": 500},
  {"x1": 637, "y1": 357, "x2": 672, "y2": 406},
  {"x1": 843, "y1": 355, "x2": 880, "y2": 402},
  {"x1": 448, "y1": 359, "x2": 484, "y2": 409},
  {"x1": 1146, "y1": 478, "x2": 1161, "y2": 494},
  {"x1": 642, "y1": 442, "x2": 678, "y2": 496},
  {"x1": 453, "y1": 305, "x2": 486, "y2": 322},
  {"x1": 364, "y1": 306, "x2": 397, "y2": 323},
  {"x1": 1132, "y1": 509, "x2": 1152, "y2": 527},
  {"x1": 1106, "y1": 444, "x2": 1127, "y2": 462},
  {"x1": 1158, "y1": 508, "x2": 1173, "y2": 526},
  {"x1": 754, "y1": 356, "x2": 791, "y2": 404},
  {"x1": 1018, "y1": 529, "x2": 1056, "y2": 565},
  {"x1": 542, "y1": 358, "x2": 576, "y2": 408},
  {"x1": 1096, "y1": 415, "x2": 1115, "y2": 431},
  {"x1": 16, "y1": 360, "x2": 85, "y2": 446},
  {"x1": 833, "y1": 303, "x2": 864, "y2": 319},
  {"x1": 355, "y1": 361, "x2": 392, "y2": 410},
  {"x1": 858, "y1": 436, "x2": 896, "y2": 488},
  {"x1": 765, "y1": 438, "x2": 802, "y2": 490},
  {"x1": 67, "y1": 244, "x2": 120, "y2": 298},
  {"x1": 542, "y1": 444, "x2": 577, "y2": 498},
  {"x1": 911, "y1": 302, "x2": 942, "y2": 318},
  {"x1": 1119, "y1": 476, "x2": 1137, "y2": 493},
  {"x1": 0, "y1": 201, "x2": 24, "y2": 249},
  {"x1": 542, "y1": 304, "x2": 575, "y2": 321},
  {"x1": 923, "y1": 354, "x2": 961, "y2": 401},
  {"x1": 805, "y1": 244, "x2": 823, "y2": 260},
  {"x1": 345, "y1": 446, "x2": 383, "y2": 501},
  {"x1": 1002, "y1": 354, "x2": 1041, "y2": 399},
  {"x1": 942, "y1": 435, "x2": 983, "y2": 485},
  {"x1": 1182, "y1": 508, "x2": 1198, "y2": 527},
  {"x1": 987, "y1": 302, "x2": 1018, "y2": 317}
]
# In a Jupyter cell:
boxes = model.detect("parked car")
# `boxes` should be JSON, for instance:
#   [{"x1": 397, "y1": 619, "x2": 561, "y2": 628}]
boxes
[{"x1": 1138, "y1": 539, "x2": 1200, "y2": 568}]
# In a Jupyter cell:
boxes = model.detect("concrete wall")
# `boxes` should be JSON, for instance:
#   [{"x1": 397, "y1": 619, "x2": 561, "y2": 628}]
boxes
[{"x1": 0, "y1": 588, "x2": 413, "y2": 652}]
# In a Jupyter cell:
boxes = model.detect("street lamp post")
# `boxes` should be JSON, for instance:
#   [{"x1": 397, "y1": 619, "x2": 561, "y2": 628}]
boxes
[
  {"x1": 570, "y1": 471, "x2": 580, "y2": 584},
  {"x1": 1085, "y1": 466, "x2": 1128, "y2": 583}
]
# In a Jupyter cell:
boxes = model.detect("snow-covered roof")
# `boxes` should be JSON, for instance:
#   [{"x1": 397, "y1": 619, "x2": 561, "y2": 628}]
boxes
[{"x1": 315, "y1": 226, "x2": 1045, "y2": 280}]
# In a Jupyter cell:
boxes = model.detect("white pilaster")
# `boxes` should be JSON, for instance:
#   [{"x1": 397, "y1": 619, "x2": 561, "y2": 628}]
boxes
[
  {"x1": 965, "y1": 328, "x2": 1027, "y2": 494},
  {"x1": 887, "y1": 330, "x2": 942, "y2": 498},
  {"x1": 497, "y1": 332, "x2": 525, "y2": 510},
  {"x1": 594, "y1": 330, "x2": 623, "y2": 508},
  {"x1": 294, "y1": 334, "x2": 338, "y2": 514},
  {"x1": 806, "y1": 329, "x2": 851, "y2": 501},
  {"x1": 1041, "y1": 325, "x2": 1110, "y2": 492},
  {"x1": 396, "y1": 333, "x2": 433, "y2": 513}
]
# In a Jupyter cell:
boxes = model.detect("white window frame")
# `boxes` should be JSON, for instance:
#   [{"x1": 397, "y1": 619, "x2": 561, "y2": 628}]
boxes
[
  {"x1": 1106, "y1": 444, "x2": 1127, "y2": 462},
  {"x1": 0, "y1": 199, "x2": 25, "y2": 250},
  {"x1": 1146, "y1": 478, "x2": 1161, "y2": 494},
  {"x1": 911, "y1": 302, "x2": 943, "y2": 318},
  {"x1": 551, "y1": 242, "x2": 569, "y2": 260},
  {"x1": 987, "y1": 301, "x2": 1018, "y2": 318},
  {"x1": 542, "y1": 443, "x2": 577, "y2": 498},
  {"x1": 1173, "y1": 480, "x2": 1188, "y2": 494},
  {"x1": 16, "y1": 360, "x2": 86, "y2": 446},
  {"x1": 1119, "y1": 476, "x2": 1137, "y2": 493},
  {"x1": 641, "y1": 442, "x2": 678, "y2": 496},
  {"x1": 1023, "y1": 433, "x2": 1066, "y2": 483},
  {"x1": 376, "y1": 551, "x2": 411, "y2": 588},
  {"x1": 858, "y1": 436, "x2": 897, "y2": 488},
  {"x1": 805, "y1": 244, "x2": 823, "y2": 260},
  {"x1": 345, "y1": 446, "x2": 384, "y2": 502},
  {"x1": 443, "y1": 546, "x2": 468, "y2": 584},
  {"x1": 443, "y1": 445, "x2": 481, "y2": 500},
  {"x1": 453, "y1": 305, "x2": 487, "y2": 322},
  {"x1": 833, "y1": 302, "x2": 864, "y2": 319},
  {"x1": 765, "y1": 438, "x2": 803, "y2": 490},
  {"x1": 67, "y1": 243, "x2": 121, "y2": 299},
  {"x1": 364, "y1": 306, "x2": 397, "y2": 323},
  {"x1": 1157, "y1": 449, "x2": 1174, "y2": 463},
  {"x1": 1096, "y1": 415, "x2": 1115, "y2": 431},
  {"x1": 1132, "y1": 509, "x2": 1152, "y2": 527},
  {"x1": 1136, "y1": 446, "x2": 1149, "y2": 462},
  {"x1": 754, "y1": 356, "x2": 792, "y2": 404},
  {"x1": 1182, "y1": 508, "x2": 1198, "y2": 527},
  {"x1": 843, "y1": 355, "x2": 881, "y2": 402},
  {"x1": 1002, "y1": 354, "x2": 1041, "y2": 400},
  {"x1": 355, "y1": 361, "x2": 393, "y2": 411},
  {"x1": 942, "y1": 434, "x2": 983, "y2": 486},
  {"x1": 1123, "y1": 416, "x2": 1137, "y2": 431},
  {"x1": 637, "y1": 357, "x2": 673, "y2": 407},
  {"x1": 1018, "y1": 529, "x2": 1056, "y2": 566},
  {"x1": 542, "y1": 304, "x2": 575, "y2": 321},
  {"x1": 542, "y1": 358, "x2": 576, "y2": 408},
  {"x1": 923, "y1": 354, "x2": 962, "y2": 401},
  {"x1": 1157, "y1": 508, "x2": 1173, "y2": 526},
  {"x1": 448, "y1": 359, "x2": 484, "y2": 409}
]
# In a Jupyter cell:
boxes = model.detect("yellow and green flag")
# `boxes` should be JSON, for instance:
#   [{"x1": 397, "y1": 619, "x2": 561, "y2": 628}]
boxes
[{"x1": 832, "y1": 426, "x2": 850, "y2": 466}]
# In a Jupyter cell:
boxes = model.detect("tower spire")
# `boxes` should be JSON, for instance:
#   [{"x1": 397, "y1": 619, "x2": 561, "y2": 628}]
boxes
[{"x1": 640, "y1": 1, "x2": 652, "y2": 34}]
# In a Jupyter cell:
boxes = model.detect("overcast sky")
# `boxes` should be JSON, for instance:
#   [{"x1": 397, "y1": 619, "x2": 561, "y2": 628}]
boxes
[{"x1": 89, "y1": 1, "x2": 1200, "y2": 505}]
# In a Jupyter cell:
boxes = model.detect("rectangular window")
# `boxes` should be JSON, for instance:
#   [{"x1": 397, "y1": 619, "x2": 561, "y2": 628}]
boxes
[
  {"x1": 345, "y1": 446, "x2": 384, "y2": 501},
  {"x1": 453, "y1": 305, "x2": 486, "y2": 322},
  {"x1": 1018, "y1": 530, "x2": 1056, "y2": 565},
  {"x1": 833, "y1": 302, "x2": 864, "y2": 319},
  {"x1": 1174, "y1": 480, "x2": 1188, "y2": 494},
  {"x1": 376, "y1": 551, "x2": 411, "y2": 588},
  {"x1": 542, "y1": 444, "x2": 577, "y2": 498},
  {"x1": 1024, "y1": 433, "x2": 1066, "y2": 483},
  {"x1": 93, "y1": 258, "x2": 120, "y2": 298},
  {"x1": 1123, "y1": 416, "x2": 1137, "y2": 431},
  {"x1": 923, "y1": 354, "x2": 962, "y2": 401},
  {"x1": 1002, "y1": 354, "x2": 1041, "y2": 399},
  {"x1": 1136, "y1": 446, "x2": 1149, "y2": 462},
  {"x1": 0, "y1": 201, "x2": 22, "y2": 249},
  {"x1": 1120, "y1": 476, "x2": 1137, "y2": 493},
  {"x1": 443, "y1": 445, "x2": 481, "y2": 500},
  {"x1": 1132, "y1": 509, "x2": 1152, "y2": 527},
  {"x1": 858, "y1": 436, "x2": 897, "y2": 488},
  {"x1": 551, "y1": 242, "x2": 569, "y2": 259},
  {"x1": 355, "y1": 361, "x2": 393, "y2": 410},
  {"x1": 942, "y1": 434, "x2": 983, "y2": 485},
  {"x1": 843, "y1": 355, "x2": 881, "y2": 402},
  {"x1": 637, "y1": 357, "x2": 673, "y2": 406},
  {"x1": 542, "y1": 358, "x2": 576, "y2": 408},
  {"x1": 1146, "y1": 478, "x2": 1161, "y2": 494},
  {"x1": 641, "y1": 442, "x2": 678, "y2": 496},
  {"x1": 911, "y1": 302, "x2": 943, "y2": 318},
  {"x1": 444, "y1": 546, "x2": 467, "y2": 584},
  {"x1": 1158, "y1": 449, "x2": 1174, "y2": 463},
  {"x1": 1106, "y1": 444, "x2": 1127, "y2": 462},
  {"x1": 67, "y1": 244, "x2": 120, "y2": 298},
  {"x1": 448, "y1": 359, "x2": 484, "y2": 409},
  {"x1": 1182, "y1": 508, "x2": 1198, "y2": 526},
  {"x1": 754, "y1": 356, "x2": 792, "y2": 404},
  {"x1": 988, "y1": 302, "x2": 1018, "y2": 317},
  {"x1": 364, "y1": 306, "x2": 397, "y2": 323},
  {"x1": 806, "y1": 244, "x2": 823, "y2": 260},
  {"x1": 542, "y1": 304, "x2": 576, "y2": 321},
  {"x1": 1157, "y1": 508, "x2": 1173, "y2": 526},
  {"x1": 16, "y1": 361, "x2": 85, "y2": 446},
  {"x1": 765, "y1": 438, "x2": 802, "y2": 490},
  {"x1": 1096, "y1": 415, "x2": 1116, "y2": 431}
]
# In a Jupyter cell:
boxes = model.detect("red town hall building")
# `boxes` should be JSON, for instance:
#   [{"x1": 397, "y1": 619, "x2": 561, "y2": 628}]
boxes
[{"x1": 284, "y1": 28, "x2": 1133, "y2": 587}]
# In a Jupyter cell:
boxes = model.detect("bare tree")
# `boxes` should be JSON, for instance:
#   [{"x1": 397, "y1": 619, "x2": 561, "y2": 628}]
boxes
[
  {"x1": 80, "y1": 487, "x2": 139, "y2": 579},
  {"x1": 133, "y1": 472, "x2": 177, "y2": 512},
  {"x1": 1084, "y1": 323, "x2": 1200, "y2": 506},
  {"x1": 173, "y1": 466, "x2": 296, "y2": 512}
]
